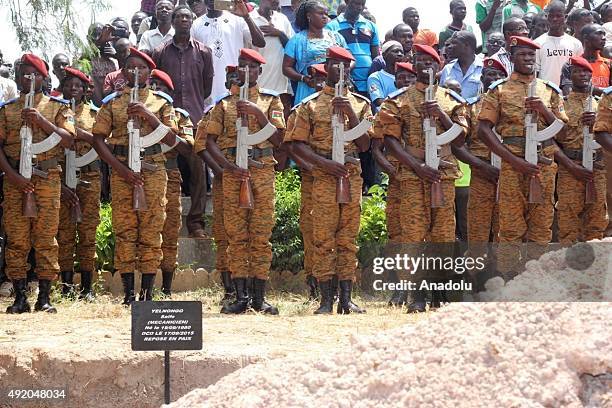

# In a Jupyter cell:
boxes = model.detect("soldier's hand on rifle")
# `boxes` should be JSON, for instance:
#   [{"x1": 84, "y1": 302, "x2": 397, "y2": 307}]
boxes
[
  {"x1": 510, "y1": 157, "x2": 540, "y2": 177},
  {"x1": 581, "y1": 111, "x2": 596, "y2": 128},
  {"x1": 7, "y1": 172, "x2": 34, "y2": 194},
  {"x1": 61, "y1": 184, "x2": 80, "y2": 208},
  {"x1": 569, "y1": 162, "x2": 594, "y2": 182},
  {"x1": 414, "y1": 162, "x2": 441, "y2": 184},
  {"x1": 116, "y1": 165, "x2": 144, "y2": 187},
  {"x1": 332, "y1": 96, "x2": 353, "y2": 115},
  {"x1": 223, "y1": 161, "x2": 250, "y2": 179},
  {"x1": 21, "y1": 108, "x2": 45, "y2": 127},
  {"x1": 524, "y1": 97, "x2": 549, "y2": 116},
  {"x1": 128, "y1": 102, "x2": 159, "y2": 127},
  {"x1": 320, "y1": 158, "x2": 349, "y2": 178},
  {"x1": 236, "y1": 100, "x2": 265, "y2": 122},
  {"x1": 477, "y1": 162, "x2": 500, "y2": 183},
  {"x1": 422, "y1": 101, "x2": 445, "y2": 119}
]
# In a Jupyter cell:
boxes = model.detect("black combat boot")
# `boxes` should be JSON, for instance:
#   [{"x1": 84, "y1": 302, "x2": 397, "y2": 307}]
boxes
[
  {"x1": 139, "y1": 274, "x2": 155, "y2": 301},
  {"x1": 218, "y1": 271, "x2": 235, "y2": 305},
  {"x1": 34, "y1": 279, "x2": 57, "y2": 313},
  {"x1": 406, "y1": 289, "x2": 427, "y2": 313},
  {"x1": 6, "y1": 279, "x2": 30, "y2": 314},
  {"x1": 331, "y1": 275, "x2": 339, "y2": 303},
  {"x1": 78, "y1": 271, "x2": 95, "y2": 302},
  {"x1": 337, "y1": 280, "x2": 366, "y2": 314},
  {"x1": 388, "y1": 290, "x2": 408, "y2": 307},
  {"x1": 306, "y1": 275, "x2": 319, "y2": 301},
  {"x1": 314, "y1": 280, "x2": 333, "y2": 314},
  {"x1": 220, "y1": 278, "x2": 249, "y2": 314},
  {"x1": 60, "y1": 271, "x2": 74, "y2": 296},
  {"x1": 121, "y1": 273, "x2": 136, "y2": 306},
  {"x1": 161, "y1": 271, "x2": 174, "y2": 297},
  {"x1": 251, "y1": 278, "x2": 279, "y2": 315}
]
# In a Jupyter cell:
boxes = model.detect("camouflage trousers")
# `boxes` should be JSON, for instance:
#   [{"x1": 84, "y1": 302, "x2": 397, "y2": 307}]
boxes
[
  {"x1": 556, "y1": 164, "x2": 608, "y2": 244},
  {"x1": 497, "y1": 161, "x2": 557, "y2": 274},
  {"x1": 111, "y1": 167, "x2": 167, "y2": 275},
  {"x1": 223, "y1": 164, "x2": 275, "y2": 280},
  {"x1": 300, "y1": 170, "x2": 314, "y2": 277},
  {"x1": 3, "y1": 168, "x2": 61, "y2": 280},
  {"x1": 467, "y1": 167, "x2": 499, "y2": 243},
  {"x1": 57, "y1": 171, "x2": 101, "y2": 273},
  {"x1": 311, "y1": 164, "x2": 362, "y2": 283},
  {"x1": 160, "y1": 168, "x2": 182, "y2": 273},
  {"x1": 386, "y1": 173, "x2": 401, "y2": 242},
  {"x1": 212, "y1": 175, "x2": 229, "y2": 273}
]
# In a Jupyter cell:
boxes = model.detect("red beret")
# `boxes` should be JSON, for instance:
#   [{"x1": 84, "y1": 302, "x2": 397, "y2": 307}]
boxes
[
  {"x1": 483, "y1": 58, "x2": 508, "y2": 76},
  {"x1": 327, "y1": 46, "x2": 355, "y2": 62},
  {"x1": 508, "y1": 36, "x2": 540, "y2": 50},
  {"x1": 569, "y1": 56, "x2": 593, "y2": 73},
  {"x1": 309, "y1": 64, "x2": 327, "y2": 77},
  {"x1": 21, "y1": 54, "x2": 48, "y2": 77},
  {"x1": 151, "y1": 69, "x2": 174, "y2": 90},
  {"x1": 64, "y1": 66, "x2": 90, "y2": 84},
  {"x1": 239, "y1": 48, "x2": 266, "y2": 64},
  {"x1": 412, "y1": 44, "x2": 441, "y2": 65},
  {"x1": 395, "y1": 62, "x2": 416, "y2": 75},
  {"x1": 127, "y1": 47, "x2": 156, "y2": 69}
]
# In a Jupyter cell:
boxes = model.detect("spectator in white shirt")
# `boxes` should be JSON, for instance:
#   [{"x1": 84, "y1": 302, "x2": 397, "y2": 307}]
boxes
[
  {"x1": 139, "y1": 0, "x2": 176, "y2": 53},
  {"x1": 535, "y1": 1, "x2": 584, "y2": 85},
  {"x1": 0, "y1": 76, "x2": 18, "y2": 103},
  {"x1": 191, "y1": 0, "x2": 266, "y2": 102},
  {"x1": 250, "y1": 0, "x2": 295, "y2": 113}
]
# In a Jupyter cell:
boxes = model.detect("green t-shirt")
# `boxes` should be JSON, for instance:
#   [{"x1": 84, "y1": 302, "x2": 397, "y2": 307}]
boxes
[
  {"x1": 502, "y1": 1, "x2": 541, "y2": 19},
  {"x1": 455, "y1": 161, "x2": 471, "y2": 187},
  {"x1": 439, "y1": 24, "x2": 474, "y2": 48}
]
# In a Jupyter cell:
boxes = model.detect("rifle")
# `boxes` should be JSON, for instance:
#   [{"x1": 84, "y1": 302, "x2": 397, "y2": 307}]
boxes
[
  {"x1": 235, "y1": 66, "x2": 276, "y2": 209},
  {"x1": 524, "y1": 77, "x2": 563, "y2": 204},
  {"x1": 331, "y1": 63, "x2": 372, "y2": 203},
  {"x1": 19, "y1": 74, "x2": 63, "y2": 217},
  {"x1": 423, "y1": 68, "x2": 462, "y2": 208},
  {"x1": 582, "y1": 82, "x2": 600, "y2": 204},
  {"x1": 127, "y1": 67, "x2": 148, "y2": 210}
]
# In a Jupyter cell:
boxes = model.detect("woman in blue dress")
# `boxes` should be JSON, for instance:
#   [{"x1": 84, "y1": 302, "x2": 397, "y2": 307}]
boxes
[{"x1": 283, "y1": 0, "x2": 348, "y2": 104}]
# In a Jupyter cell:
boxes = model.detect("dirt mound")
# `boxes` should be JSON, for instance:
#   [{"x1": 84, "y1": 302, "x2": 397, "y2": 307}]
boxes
[{"x1": 167, "y1": 302, "x2": 611, "y2": 408}]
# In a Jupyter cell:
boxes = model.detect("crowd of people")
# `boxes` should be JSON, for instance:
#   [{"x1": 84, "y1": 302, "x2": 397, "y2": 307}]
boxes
[{"x1": 0, "y1": 0, "x2": 611, "y2": 316}]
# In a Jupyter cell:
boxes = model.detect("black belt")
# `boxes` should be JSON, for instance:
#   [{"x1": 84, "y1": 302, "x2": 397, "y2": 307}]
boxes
[
  {"x1": 502, "y1": 136, "x2": 554, "y2": 149},
  {"x1": 562, "y1": 148, "x2": 603, "y2": 162},
  {"x1": 313, "y1": 149, "x2": 359, "y2": 161},
  {"x1": 225, "y1": 147, "x2": 274, "y2": 160},
  {"x1": 165, "y1": 157, "x2": 178, "y2": 169},
  {"x1": 112, "y1": 144, "x2": 162, "y2": 157},
  {"x1": 81, "y1": 160, "x2": 100, "y2": 173},
  {"x1": 8, "y1": 157, "x2": 59, "y2": 171}
]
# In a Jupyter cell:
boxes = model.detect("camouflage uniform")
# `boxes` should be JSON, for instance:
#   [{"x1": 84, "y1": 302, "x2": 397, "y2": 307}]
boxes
[
  {"x1": 289, "y1": 86, "x2": 372, "y2": 283},
  {"x1": 57, "y1": 103, "x2": 101, "y2": 274},
  {"x1": 466, "y1": 96, "x2": 499, "y2": 243},
  {"x1": 377, "y1": 84, "x2": 468, "y2": 246},
  {"x1": 478, "y1": 74, "x2": 568, "y2": 273},
  {"x1": 205, "y1": 85, "x2": 285, "y2": 280},
  {"x1": 194, "y1": 107, "x2": 229, "y2": 275},
  {"x1": 591, "y1": 89, "x2": 612, "y2": 238},
  {"x1": 160, "y1": 108, "x2": 194, "y2": 273},
  {"x1": 0, "y1": 93, "x2": 75, "y2": 280},
  {"x1": 92, "y1": 88, "x2": 177, "y2": 275}
]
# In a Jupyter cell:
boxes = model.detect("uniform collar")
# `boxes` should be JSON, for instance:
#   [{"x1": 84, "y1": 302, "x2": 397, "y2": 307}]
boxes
[{"x1": 510, "y1": 72, "x2": 536, "y2": 84}]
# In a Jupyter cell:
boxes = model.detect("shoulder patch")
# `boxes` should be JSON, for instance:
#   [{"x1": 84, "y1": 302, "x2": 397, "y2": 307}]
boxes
[
  {"x1": 0, "y1": 98, "x2": 18, "y2": 109},
  {"x1": 175, "y1": 107, "x2": 190, "y2": 118},
  {"x1": 101, "y1": 92, "x2": 119, "y2": 105},
  {"x1": 543, "y1": 80, "x2": 562, "y2": 95},
  {"x1": 446, "y1": 89, "x2": 466, "y2": 103},
  {"x1": 215, "y1": 91, "x2": 232, "y2": 104},
  {"x1": 388, "y1": 87, "x2": 408, "y2": 99},
  {"x1": 488, "y1": 78, "x2": 508, "y2": 91},
  {"x1": 351, "y1": 92, "x2": 371, "y2": 103},
  {"x1": 603, "y1": 86, "x2": 612, "y2": 95},
  {"x1": 259, "y1": 88, "x2": 280, "y2": 97},
  {"x1": 466, "y1": 95, "x2": 481, "y2": 105},
  {"x1": 153, "y1": 90, "x2": 174, "y2": 104},
  {"x1": 49, "y1": 95, "x2": 70, "y2": 104}
]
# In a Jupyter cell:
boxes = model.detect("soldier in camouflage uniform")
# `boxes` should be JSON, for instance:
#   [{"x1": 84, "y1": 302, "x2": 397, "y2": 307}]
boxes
[
  {"x1": 371, "y1": 61, "x2": 417, "y2": 307},
  {"x1": 57, "y1": 67, "x2": 102, "y2": 301},
  {"x1": 149, "y1": 69, "x2": 195, "y2": 296},
  {"x1": 92, "y1": 48, "x2": 179, "y2": 305},
  {"x1": 478, "y1": 36, "x2": 568, "y2": 278},
  {"x1": 593, "y1": 85, "x2": 612, "y2": 225},
  {"x1": 205, "y1": 49, "x2": 285, "y2": 315},
  {"x1": 290, "y1": 47, "x2": 372, "y2": 315},
  {"x1": 378, "y1": 44, "x2": 469, "y2": 313},
  {"x1": 0, "y1": 54, "x2": 75, "y2": 314},
  {"x1": 554, "y1": 57, "x2": 610, "y2": 243}
]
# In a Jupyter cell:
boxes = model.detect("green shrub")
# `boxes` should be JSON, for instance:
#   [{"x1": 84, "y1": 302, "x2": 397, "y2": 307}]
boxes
[
  {"x1": 357, "y1": 177, "x2": 389, "y2": 265},
  {"x1": 95, "y1": 203, "x2": 114, "y2": 272}
]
